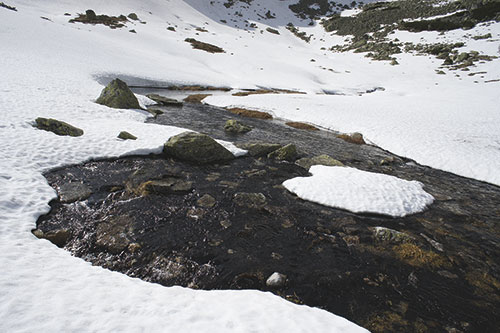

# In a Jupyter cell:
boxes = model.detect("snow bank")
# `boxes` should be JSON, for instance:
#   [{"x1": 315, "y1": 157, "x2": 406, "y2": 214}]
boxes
[{"x1": 283, "y1": 166, "x2": 434, "y2": 217}]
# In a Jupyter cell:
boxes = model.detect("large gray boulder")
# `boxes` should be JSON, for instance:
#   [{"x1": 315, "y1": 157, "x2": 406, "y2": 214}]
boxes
[
  {"x1": 163, "y1": 132, "x2": 234, "y2": 164},
  {"x1": 96, "y1": 78, "x2": 140, "y2": 109}
]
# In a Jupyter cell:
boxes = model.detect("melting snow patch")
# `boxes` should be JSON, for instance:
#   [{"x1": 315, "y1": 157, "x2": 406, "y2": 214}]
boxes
[{"x1": 283, "y1": 166, "x2": 434, "y2": 217}]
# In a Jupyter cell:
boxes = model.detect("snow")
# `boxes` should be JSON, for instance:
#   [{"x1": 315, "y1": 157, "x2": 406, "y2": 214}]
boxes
[
  {"x1": 283, "y1": 166, "x2": 435, "y2": 217},
  {"x1": 0, "y1": 0, "x2": 498, "y2": 330},
  {"x1": 0, "y1": 0, "x2": 371, "y2": 332}
]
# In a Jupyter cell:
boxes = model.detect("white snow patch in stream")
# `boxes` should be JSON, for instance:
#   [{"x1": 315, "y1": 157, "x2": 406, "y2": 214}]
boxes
[{"x1": 283, "y1": 166, "x2": 435, "y2": 217}]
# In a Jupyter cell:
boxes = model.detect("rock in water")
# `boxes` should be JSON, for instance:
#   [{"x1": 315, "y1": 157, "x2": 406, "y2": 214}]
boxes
[
  {"x1": 163, "y1": 132, "x2": 234, "y2": 164},
  {"x1": 34, "y1": 117, "x2": 84, "y2": 137},
  {"x1": 267, "y1": 144, "x2": 298, "y2": 161},
  {"x1": 146, "y1": 94, "x2": 183, "y2": 106},
  {"x1": 233, "y1": 192, "x2": 267, "y2": 209},
  {"x1": 266, "y1": 272, "x2": 287, "y2": 288},
  {"x1": 236, "y1": 142, "x2": 282, "y2": 157},
  {"x1": 295, "y1": 154, "x2": 344, "y2": 170},
  {"x1": 96, "y1": 78, "x2": 140, "y2": 109},
  {"x1": 224, "y1": 119, "x2": 252, "y2": 134}
]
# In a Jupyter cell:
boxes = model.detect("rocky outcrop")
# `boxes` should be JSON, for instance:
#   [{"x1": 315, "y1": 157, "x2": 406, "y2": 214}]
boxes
[
  {"x1": 224, "y1": 119, "x2": 252, "y2": 134},
  {"x1": 96, "y1": 78, "x2": 140, "y2": 109},
  {"x1": 163, "y1": 132, "x2": 234, "y2": 164},
  {"x1": 34, "y1": 117, "x2": 84, "y2": 137}
]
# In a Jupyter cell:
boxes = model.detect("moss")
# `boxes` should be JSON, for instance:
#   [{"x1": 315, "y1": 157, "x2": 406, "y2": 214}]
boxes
[
  {"x1": 185, "y1": 38, "x2": 225, "y2": 53},
  {"x1": 227, "y1": 107, "x2": 273, "y2": 120},
  {"x1": 96, "y1": 78, "x2": 140, "y2": 109},
  {"x1": 34, "y1": 117, "x2": 84, "y2": 137},
  {"x1": 392, "y1": 243, "x2": 450, "y2": 268},
  {"x1": 267, "y1": 144, "x2": 298, "y2": 161},
  {"x1": 366, "y1": 311, "x2": 409, "y2": 333}
]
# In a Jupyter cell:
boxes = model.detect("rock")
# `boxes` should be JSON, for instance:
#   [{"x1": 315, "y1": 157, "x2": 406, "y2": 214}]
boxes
[
  {"x1": 118, "y1": 131, "x2": 137, "y2": 140},
  {"x1": 295, "y1": 154, "x2": 344, "y2": 170},
  {"x1": 96, "y1": 78, "x2": 140, "y2": 109},
  {"x1": 96, "y1": 215, "x2": 134, "y2": 254},
  {"x1": 197, "y1": 194, "x2": 216, "y2": 208},
  {"x1": 373, "y1": 227, "x2": 414, "y2": 244},
  {"x1": 58, "y1": 182, "x2": 92, "y2": 203},
  {"x1": 138, "y1": 178, "x2": 193, "y2": 195},
  {"x1": 32, "y1": 228, "x2": 71, "y2": 248},
  {"x1": 236, "y1": 142, "x2": 282, "y2": 157},
  {"x1": 146, "y1": 94, "x2": 183, "y2": 106},
  {"x1": 85, "y1": 9, "x2": 97, "y2": 20},
  {"x1": 233, "y1": 192, "x2": 267, "y2": 209},
  {"x1": 266, "y1": 272, "x2": 287, "y2": 288},
  {"x1": 163, "y1": 132, "x2": 234, "y2": 164},
  {"x1": 34, "y1": 117, "x2": 84, "y2": 137},
  {"x1": 127, "y1": 13, "x2": 138, "y2": 20},
  {"x1": 337, "y1": 132, "x2": 366, "y2": 145},
  {"x1": 267, "y1": 144, "x2": 298, "y2": 161},
  {"x1": 146, "y1": 107, "x2": 164, "y2": 116},
  {"x1": 224, "y1": 119, "x2": 252, "y2": 134}
]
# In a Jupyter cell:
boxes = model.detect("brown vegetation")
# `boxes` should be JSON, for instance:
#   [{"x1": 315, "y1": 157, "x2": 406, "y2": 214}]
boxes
[
  {"x1": 285, "y1": 122, "x2": 319, "y2": 131},
  {"x1": 226, "y1": 107, "x2": 273, "y2": 120}
]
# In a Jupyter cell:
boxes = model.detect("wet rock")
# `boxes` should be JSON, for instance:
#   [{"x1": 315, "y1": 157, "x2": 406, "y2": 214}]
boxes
[
  {"x1": 96, "y1": 78, "x2": 140, "y2": 109},
  {"x1": 146, "y1": 107, "x2": 164, "y2": 116},
  {"x1": 224, "y1": 119, "x2": 252, "y2": 134},
  {"x1": 233, "y1": 192, "x2": 267, "y2": 209},
  {"x1": 34, "y1": 117, "x2": 84, "y2": 137},
  {"x1": 118, "y1": 131, "x2": 137, "y2": 140},
  {"x1": 146, "y1": 94, "x2": 183, "y2": 107},
  {"x1": 32, "y1": 228, "x2": 71, "y2": 248},
  {"x1": 266, "y1": 272, "x2": 287, "y2": 288},
  {"x1": 295, "y1": 154, "x2": 344, "y2": 170},
  {"x1": 138, "y1": 178, "x2": 193, "y2": 195},
  {"x1": 164, "y1": 132, "x2": 234, "y2": 164},
  {"x1": 236, "y1": 142, "x2": 282, "y2": 157},
  {"x1": 337, "y1": 132, "x2": 366, "y2": 145},
  {"x1": 267, "y1": 144, "x2": 298, "y2": 161},
  {"x1": 58, "y1": 182, "x2": 92, "y2": 203},
  {"x1": 96, "y1": 215, "x2": 134, "y2": 254},
  {"x1": 373, "y1": 227, "x2": 414, "y2": 244},
  {"x1": 197, "y1": 194, "x2": 216, "y2": 208}
]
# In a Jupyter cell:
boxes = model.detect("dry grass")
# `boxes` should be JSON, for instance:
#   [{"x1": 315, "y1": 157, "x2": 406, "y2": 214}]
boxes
[
  {"x1": 392, "y1": 243, "x2": 450, "y2": 268},
  {"x1": 286, "y1": 122, "x2": 319, "y2": 131},
  {"x1": 227, "y1": 108, "x2": 273, "y2": 120},
  {"x1": 337, "y1": 133, "x2": 366, "y2": 145},
  {"x1": 183, "y1": 94, "x2": 212, "y2": 103}
]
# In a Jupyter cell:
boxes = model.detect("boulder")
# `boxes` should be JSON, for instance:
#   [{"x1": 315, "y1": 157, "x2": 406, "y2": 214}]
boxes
[
  {"x1": 118, "y1": 131, "x2": 137, "y2": 140},
  {"x1": 266, "y1": 272, "x2": 287, "y2": 288},
  {"x1": 163, "y1": 132, "x2": 234, "y2": 164},
  {"x1": 233, "y1": 192, "x2": 267, "y2": 209},
  {"x1": 224, "y1": 119, "x2": 252, "y2": 134},
  {"x1": 138, "y1": 178, "x2": 193, "y2": 195},
  {"x1": 295, "y1": 154, "x2": 344, "y2": 170},
  {"x1": 96, "y1": 78, "x2": 140, "y2": 109},
  {"x1": 32, "y1": 228, "x2": 71, "y2": 248},
  {"x1": 267, "y1": 144, "x2": 298, "y2": 161},
  {"x1": 236, "y1": 142, "x2": 282, "y2": 157},
  {"x1": 58, "y1": 182, "x2": 92, "y2": 203},
  {"x1": 34, "y1": 117, "x2": 84, "y2": 137},
  {"x1": 197, "y1": 194, "x2": 216, "y2": 208},
  {"x1": 146, "y1": 94, "x2": 183, "y2": 107}
]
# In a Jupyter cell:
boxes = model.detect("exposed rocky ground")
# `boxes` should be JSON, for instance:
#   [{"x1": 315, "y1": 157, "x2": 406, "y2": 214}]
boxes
[{"x1": 35, "y1": 92, "x2": 500, "y2": 332}]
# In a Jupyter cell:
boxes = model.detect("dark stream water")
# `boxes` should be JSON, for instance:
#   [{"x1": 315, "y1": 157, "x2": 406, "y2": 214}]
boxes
[{"x1": 35, "y1": 89, "x2": 500, "y2": 332}]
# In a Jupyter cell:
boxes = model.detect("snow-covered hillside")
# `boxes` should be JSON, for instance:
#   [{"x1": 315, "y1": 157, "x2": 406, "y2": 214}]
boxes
[{"x1": 0, "y1": 0, "x2": 499, "y2": 331}]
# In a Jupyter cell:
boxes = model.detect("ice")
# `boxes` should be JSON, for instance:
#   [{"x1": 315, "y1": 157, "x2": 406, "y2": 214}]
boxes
[{"x1": 283, "y1": 166, "x2": 435, "y2": 217}]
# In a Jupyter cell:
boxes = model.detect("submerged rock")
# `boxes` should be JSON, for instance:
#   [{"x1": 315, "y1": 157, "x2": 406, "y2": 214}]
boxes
[
  {"x1": 163, "y1": 132, "x2": 234, "y2": 164},
  {"x1": 224, "y1": 119, "x2": 252, "y2": 134},
  {"x1": 58, "y1": 182, "x2": 92, "y2": 203},
  {"x1": 197, "y1": 194, "x2": 216, "y2": 208},
  {"x1": 34, "y1": 117, "x2": 84, "y2": 137},
  {"x1": 96, "y1": 215, "x2": 134, "y2": 254},
  {"x1": 96, "y1": 78, "x2": 140, "y2": 109},
  {"x1": 268, "y1": 144, "x2": 298, "y2": 161},
  {"x1": 295, "y1": 154, "x2": 344, "y2": 170},
  {"x1": 236, "y1": 142, "x2": 282, "y2": 157},
  {"x1": 118, "y1": 131, "x2": 137, "y2": 140},
  {"x1": 138, "y1": 178, "x2": 193, "y2": 195},
  {"x1": 146, "y1": 94, "x2": 183, "y2": 107},
  {"x1": 233, "y1": 192, "x2": 267, "y2": 209}
]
